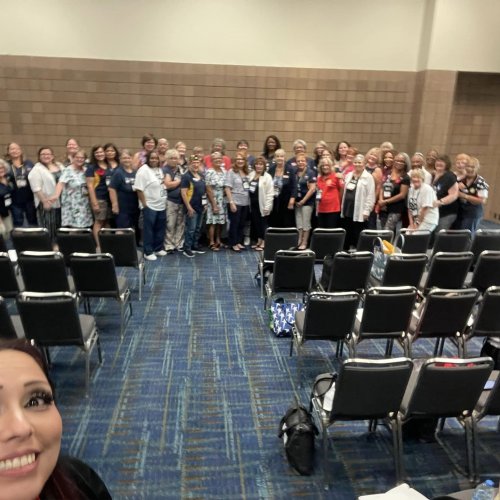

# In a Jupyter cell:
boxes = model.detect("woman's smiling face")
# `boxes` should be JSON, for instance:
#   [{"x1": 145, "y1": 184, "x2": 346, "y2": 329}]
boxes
[{"x1": 0, "y1": 349, "x2": 62, "y2": 500}]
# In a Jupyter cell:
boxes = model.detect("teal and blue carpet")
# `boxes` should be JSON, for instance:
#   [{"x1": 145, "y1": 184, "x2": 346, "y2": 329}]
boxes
[{"x1": 45, "y1": 249, "x2": 500, "y2": 499}]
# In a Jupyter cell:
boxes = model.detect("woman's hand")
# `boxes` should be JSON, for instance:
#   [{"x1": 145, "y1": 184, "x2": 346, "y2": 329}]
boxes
[
  {"x1": 212, "y1": 204, "x2": 220, "y2": 214},
  {"x1": 287, "y1": 200, "x2": 294, "y2": 210},
  {"x1": 111, "y1": 203, "x2": 119, "y2": 214},
  {"x1": 229, "y1": 201, "x2": 237, "y2": 213},
  {"x1": 42, "y1": 200, "x2": 53, "y2": 211}
]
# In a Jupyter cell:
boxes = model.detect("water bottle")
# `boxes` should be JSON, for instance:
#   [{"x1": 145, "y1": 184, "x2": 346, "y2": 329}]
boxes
[{"x1": 472, "y1": 479, "x2": 495, "y2": 500}]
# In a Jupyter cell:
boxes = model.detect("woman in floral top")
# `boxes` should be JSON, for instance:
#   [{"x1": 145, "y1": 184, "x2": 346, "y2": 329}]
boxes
[
  {"x1": 51, "y1": 149, "x2": 92, "y2": 228},
  {"x1": 205, "y1": 152, "x2": 227, "y2": 251}
]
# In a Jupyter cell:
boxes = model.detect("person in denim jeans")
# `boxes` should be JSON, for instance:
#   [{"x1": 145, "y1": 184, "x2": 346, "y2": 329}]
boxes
[
  {"x1": 134, "y1": 150, "x2": 167, "y2": 261},
  {"x1": 180, "y1": 155, "x2": 206, "y2": 258}
]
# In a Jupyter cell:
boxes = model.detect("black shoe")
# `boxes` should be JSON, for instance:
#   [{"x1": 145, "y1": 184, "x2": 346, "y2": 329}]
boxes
[
  {"x1": 192, "y1": 247, "x2": 206, "y2": 254},
  {"x1": 183, "y1": 250, "x2": 195, "y2": 258}
]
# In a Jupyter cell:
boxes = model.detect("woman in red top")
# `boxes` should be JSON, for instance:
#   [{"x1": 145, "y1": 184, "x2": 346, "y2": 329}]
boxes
[{"x1": 316, "y1": 157, "x2": 344, "y2": 228}]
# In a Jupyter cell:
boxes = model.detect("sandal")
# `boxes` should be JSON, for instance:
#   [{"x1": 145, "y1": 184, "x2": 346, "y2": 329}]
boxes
[
  {"x1": 254, "y1": 246, "x2": 264, "y2": 252},
  {"x1": 209, "y1": 243, "x2": 220, "y2": 252},
  {"x1": 231, "y1": 246, "x2": 241, "y2": 252}
]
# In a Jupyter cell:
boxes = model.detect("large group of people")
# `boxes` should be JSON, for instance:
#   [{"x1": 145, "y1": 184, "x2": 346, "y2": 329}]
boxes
[{"x1": 0, "y1": 135, "x2": 489, "y2": 258}]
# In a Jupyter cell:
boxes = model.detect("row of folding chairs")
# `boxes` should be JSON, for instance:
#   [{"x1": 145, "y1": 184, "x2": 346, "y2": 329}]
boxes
[
  {"x1": 258, "y1": 227, "x2": 500, "y2": 296},
  {"x1": 263, "y1": 248, "x2": 500, "y2": 310},
  {"x1": 0, "y1": 292, "x2": 102, "y2": 396},
  {"x1": 1, "y1": 227, "x2": 145, "y2": 300},
  {"x1": 310, "y1": 356, "x2": 499, "y2": 487},
  {"x1": 290, "y1": 286, "x2": 500, "y2": 370},
  {"x1": 0, "y1": 251, "x2": 132, "y2": 338}
]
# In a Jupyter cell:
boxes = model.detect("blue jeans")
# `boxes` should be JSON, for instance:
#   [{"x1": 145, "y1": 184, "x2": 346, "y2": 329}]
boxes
[
  {"x1": 11, "y1": 201, "x2": 37, "y2": 226},
  {"x1": 183, "y1": 210, "x2": 203, "y2": 251},
  {"x1": 142, "y1": 207, "x2": 166, "y2": 255}
]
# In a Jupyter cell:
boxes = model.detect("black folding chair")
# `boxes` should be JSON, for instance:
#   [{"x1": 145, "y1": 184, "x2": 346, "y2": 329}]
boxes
[
  {"x1": 264, "y1": 250, "x2": 315, "y2": 309},
  {"x1": 352, "y1": 286, "x2": 417, "y2": 357},
  {"x1": 432, "y1": 229, "x2": 472, "y2": 256},
  {"x1": 258, "y1": 227, "x2": 299, "y2": 298},
  {"x1": 18, "y1": 251, "x2": 73, "y2": 293},
  {"x1": 311, "y1": 357, "x2": 413, "y2": 488},
  {"x1": 420, "y1": 252, "x2": 473, "y2": 295},
  {"x1": 409, "y1": 288, "x2": 479, "y2": 357},
  {"x1": 290, "y1": 291, "x2": 360, "y2": 380},
  {"x1": 0, "y1": 296, "x2": 23, "y2": 339},
  {"x1": 98, "y1": 228, "x2": 145, "y2": 300},
  {"x1": 396, "y1": 357, "x2": 493, "y2": 483},
  {"x1": 11, "y1": 227, "x2": 52, "y2": 253},
  {"x1": 397, "y1": 229, "x2": 432, "y2": 254},
  {"x1": 309, "y1": 228, "x2": 345, "y2": 262},
  {"x1": 470, "y1": 229, "x2": 500, "y2": 266},
  {"x1": 0, "y1": 252, "x2": 23, "y2": 298},
  {"x1": 466, "y1": 251, "x2": 500, "y2": 294},
  {"x1": 16, "y1": 291, "x2": 102, "y2": 396},
  {"x1": 371, "y1": 253, "x2": 428, "y2": 289},
  {"x1": 56, "y1": 228, "x2": 96, "y2": 265},
  {"x1": 70, "y1": 253, "x2": 132, "y2": 339},
  {"x1": 320, "y1": 251, "x2": 374, "y2": 294},
  {"x1": 357, "y1": 229, "x2": 393, "y2": 252}
]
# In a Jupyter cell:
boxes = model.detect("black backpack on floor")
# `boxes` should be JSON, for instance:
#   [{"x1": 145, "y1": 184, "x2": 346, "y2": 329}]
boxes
[{"x1": 278, "y1": 404, "x2": 318, "y2": 475}]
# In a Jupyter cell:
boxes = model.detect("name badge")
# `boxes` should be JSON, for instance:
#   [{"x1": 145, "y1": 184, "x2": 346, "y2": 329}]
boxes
[
  {"x1": 81, "y1": 185, "x2": 89, "y2": 196},
  {"x1": 283, "y1": 175, "x2": 289, "y2": 179},
  {"x1": 274, "y1": 186, "x2": 280, "y2": 197},
  {"x1": 249, "y1": 181, "x2": 257, "y2": 193},
  {"x1": 17, "y1": 179, "x2": 27, "y2": 188},
  {"x1": 105, "y1": 178, "x2": 111, "y2": 186},
  {"x1": 242, "y1": 180, "x2": 250, "y2": 190},
  {"x1": 383, "y1": 189, "x2": 392, "y2": 199},
  {"x1": 316, "y1": 190, "x2": 322, "y2": 200},
  {"x1": 346, "y1": 182, "x2": 356, "y2": 191},
  {"x1": 160, "y1": 188, "x2": 167, "y2": 198},
  {"x1": 125, "y1": 177, "x2": 135, "y2": 185},
  {"x1": 202, "y1": 195, "x2": 208, "y2": 206},
  {"x1": 4, "y1": 195, "x2": 12, "y2": 207}
]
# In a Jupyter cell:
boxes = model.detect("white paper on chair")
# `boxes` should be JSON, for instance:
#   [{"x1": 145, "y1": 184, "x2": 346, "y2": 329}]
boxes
[{"x1": 359, "y1": 483, "x2": 429, "y2": 500}]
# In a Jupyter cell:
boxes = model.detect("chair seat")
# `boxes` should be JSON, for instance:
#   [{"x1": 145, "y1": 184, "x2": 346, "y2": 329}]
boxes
[
  {"x1": 80, "y1": 315, "x2": 97, "y2": 346},
  {"x1": 295, "y1": 309, "x2": 305, "y2": 334}
]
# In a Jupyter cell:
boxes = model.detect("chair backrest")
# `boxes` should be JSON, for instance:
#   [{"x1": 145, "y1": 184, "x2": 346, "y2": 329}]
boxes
[
  {"x1": 469, "y1": 286, "x2": 500, "y2": 339},
  {"x1": 0, "y1": 252, "x2": 21, "y2": 298},
  {"x1": 397, "y1": 229, "x2": 431, "y2": 254},
  {"x1": 262, "y1": 227, "x2": 299, "y2": 263},
  {"x1": 302, "y1": 291, "x2": 359, "y2": 342},
  {"x1": 0, "y1": 296, "x2": 17, "y2": 339},
  {"x1": 356, "y1": 229, "x2": 394, "y2": 252},
  {"x1": 402, "y1": 357, "x2": 493, "y2": 418},
  {"x1": 11, "y1": 227, "x2": 52, "y2": 253},
  {"x1": 359, "y1": 286, "x2": 417, "y2": 340},
  {"x1": 469, "y1": 251, "x2": 500, "y2": 294},
  {"x1": 309, "y1": 228, "x2": 345, "y2": 262},
  {"x1": 381, "y1": 253, "x2": 428, "y2": 288},
  {"x1": 98, "y1": 228, "x2": 140, "y2": 267},
  {"x1": 415, "y1": 288, "x2": 479, "y2": 339},
  {"x1": 326, "y1": 251, "x2": 374, "y2": 293},
  {"x1": 56, "y1": 228, "x2": 96, "y2": 265},
  {"x1": 18, "y1": 251, "x2": 70, "y2": 293},
  {"x1": 16, "y1": 292, "x2": 84, "y2": 346},
  {"x1": 470, "y1": 229, "x2": 500, "y2": 265},
  {"x1": 432, "y1": 229, "x2": 472, "y2": 255},
  {"x1": 424, "y1": 251, "x2": 473, "y2": 292},
  {"x1": 69, "y1": 253, "x2": 120, "y2": 297},
  {"x1": 271, "y1": 250, "x2": 315, "y2": 293},
  {"x1": 331, "y1": 357, "x2": 413, "y2": 421}
]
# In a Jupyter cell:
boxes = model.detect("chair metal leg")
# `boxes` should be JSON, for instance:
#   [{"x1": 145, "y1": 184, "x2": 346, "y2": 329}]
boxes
[
  {"x1": 85, "y1": 351, "x2": 90, "y2": 397},
  {"x1": 139, "y1": 264, "x2": 144, "y2": 301},
  {"x1": 395, "y1": 414, "x2": 406, "y2": 483},
  {"x1": 322, "y1": 426, "x2": 330, "y2": 490},
  {"x1": 259, "y1": 262, "x2": 264, "y2": 298},
  {"x1": 96, "y1": 334, "x2": 103, "y2": 364},
  {"x1": 464, "y1": 417, "x2": 477, "y2": 484},
  {"x1": 391, "y1": 417, "x2": 402, "y2": 484}
]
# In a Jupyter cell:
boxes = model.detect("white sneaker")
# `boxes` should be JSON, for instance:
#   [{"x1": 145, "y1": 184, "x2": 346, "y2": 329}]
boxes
[
  {"x1": 144, "y1": 254, "x2": 157, "y2": 261},
  {"x1": 244, "y1": 236, "x2": 250, "y2": 246},
  {"x1": 155, "y1": 250, "x2": 167, "y2": 256}
]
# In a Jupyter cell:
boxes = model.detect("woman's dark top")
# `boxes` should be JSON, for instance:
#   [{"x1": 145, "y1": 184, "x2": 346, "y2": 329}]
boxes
[
  {"x1": 41, "y1": 456, "x2": 111, "y2": 500},
  {"x1": 382, "y1": 174, "x2": 410, "y2": 214},
  {"x1": 342, "y1": 176, "x2": 358, "y2": 219},
  {"x1": 0, "y1": 182, "x2": 13, "y2": 217},
  {"x1": 296, "y1": 168, "x2": 317, "y2": 207},
  {"x1": 458, "y1": 175, "x2": 488, "y2": 219},
  {"x1": 268, "y1": 165, "x2": 297, "y2": 204},
  {"x1": 85, "y1": 164, "x2": 112, "y2": 201},
  {"x1": 249, "y1": 177, "x2": 259, "y2": 207},
  {"x1": 109, "y1": 166, "x2": 138, "y2": 214},
  {"x1": 433, "y1": 171, "x2": 458, "y2": 217},
  {"x1": 7, "y1": 160, "x2": 35, "y2": 204}
]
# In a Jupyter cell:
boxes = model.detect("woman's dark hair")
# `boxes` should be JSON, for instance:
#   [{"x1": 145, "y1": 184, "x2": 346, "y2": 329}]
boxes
[
  {"x1": 38, "y1": 146, "x2": 55, "y2": 164},
  {"x1": 145, "y1": 149, "x2": 160, "y2": 166},
  {"x1": 254, "y1": 156, "x2": 267, "y2": 172},
  {"x1": 262, "y1": 135, "x2": 281, "y2": 158},
  {"x1": 90, "y1": 145, "x2": 104, "y2": 165},
  {"x1": 141, "y1": 133, "x2": 158, "y2": 148},
  {"x1": 382, "y1": 149, "x2": 398, "y2": 165},
  {"x1": 334, "y1": 141, "x2": 351, "y2": 161},
  {"x1": 103, "y1": 143, "x2": 120, "y2": 161},
  {"x1": 436, "y1": 154, "x2": 452, "y2": 171},
  {"x1": 237, "y1": 139, "x2": 249, "y2": 148}
]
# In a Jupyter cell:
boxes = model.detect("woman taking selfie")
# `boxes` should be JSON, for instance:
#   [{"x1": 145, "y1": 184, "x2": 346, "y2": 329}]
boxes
[{"x1": 0, "y1": 338, "x2": 111, "y2": 499}]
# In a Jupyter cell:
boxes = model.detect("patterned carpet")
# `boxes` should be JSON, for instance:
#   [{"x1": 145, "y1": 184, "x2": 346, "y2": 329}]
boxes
[{"x1": 40, "y1": 248, "x2": 500, "y2": 499}]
